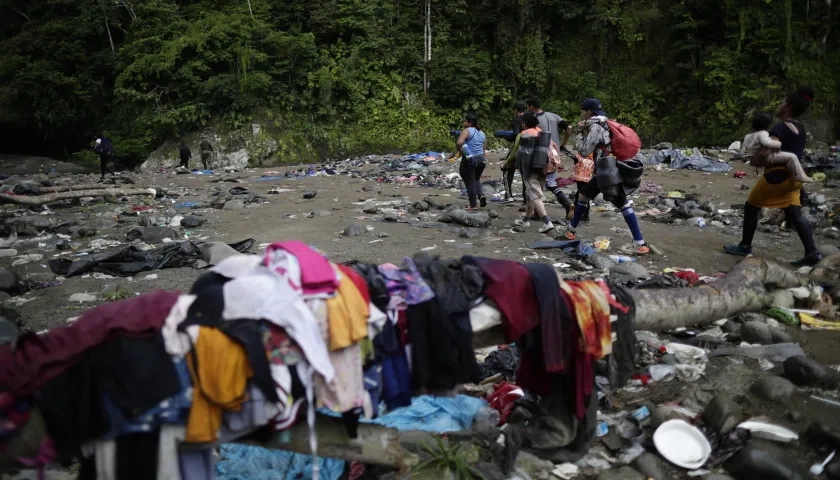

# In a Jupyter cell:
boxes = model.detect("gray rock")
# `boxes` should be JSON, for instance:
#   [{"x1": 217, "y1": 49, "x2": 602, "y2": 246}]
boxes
[
  {"x1": 343, "y1": 224, "x2": 364, "y2": 237},
  {"x1": 180, "y1": 215, "x2": 206, "y2": 228},
  {"x1": 596, "y1": 467, "x2": 644, "y2": 480},
  {"x1": 784, "y1": 355, "x2": 840, "y2": 388},
  {"x1": 770, "y1": 327, "x2": 793, "y2": 344},
  {"x1": 383, "y1": 213, "x2": 399, "y2": 222},
  {"x1": 0, "y1": 249, "x2": 18, "y2": 258},
  {"x1": 609, "y1": 262, "x2": 650, "y2": 281},
  {"x1": 76, "y1": 226, "x2": 97, "y2": 238},
  {"x1": 672, "y1": 219, "x2": 684, "y2": 226},
  {"x1": 814, "y1": 194, "x2": 827, "y2": 205},
  {"x1": 819, "y1": 244, "x2": 840, "y2": 257},
  {"x1": 362, "y1": 201, "x2": 379, "y2": 214},
  {"x1": 223, "y1": 199, "x2": 245, "y2": 210},
  {"x1": 378, "y1": 232, "x2": 389, "y2": 238},
  {"x1": 488, "y1": 210, "x2": 499, "y2": 219},
  {"x1": 702, "y1": 394, "x2": 742, "y2": 434},
  {"x1": 771, "y1": 289, "x2": 795, "y2": 309},
  {"x1": 824, "y1": 229, "x2": 840, "y2": 240},
  {"x1": 441, "y1": 209, "x2": 492, "y2": 228},
  {"x1": 720, "y1": 320, "x2": 741, "y2": 334},
  {"x1": 0, "y1": 292, "x2": 10, "y2": 302},
  {"x1": 412, "y1": 201, "x2": 429, "y2": 212},
  {"x1": 701, "y1": 200, "x2": 716, "y2": 213},
  {"x1": 26, "y1": 272, "x2": 56, "y2": 283},
  {"x1": 631, "y1": 453, "x2": 670, "y2": 480},
  {"x1": 302, "y1": 190, "x2": 318, "y2": 199},
  {"x1": 7, "y1": 216, "x2": 51, "y2": 236},
  {"x1": 0, "y1": 268, "x2": 21, "y2": 293},
  {"x1": 198, "y1": 242, "x2": 241, "y2": 266},
  {"x1": 703, "y1": 475, "x2": 735, "y2": 480},
  {"x1": 586, "y1": 255, "x2": 616, "y2": 270},
  {"x1": 0, "y1": 316, "x2": 20, "y2": 346},
  {"x1": 652, "y1": 404, "x2": 694, "y2": 429},
  {"x1": 511, "y1": 226, "x2": 526, "y2": 233},
  {"x1": 750, "y1": 376, "x2": 796, "y2": 402},
  {"x1": 423, "y1": 196, "x2": 440, "y2": 209},
  {"x1": 139, "y1": 216, "x2": 156, "y2": 228},
  {"x1": 689, "y1": 209, "x2": 709, "y2": 218},
  {"x1": 459, "y1": 228, "x2": 482, "y2": 239},
  {"x1": 740, "y1": 321, "x2": 773, "y2": 345},
  {"x1": 101, "y1": 283, "x2": 120, "y2": 296}
]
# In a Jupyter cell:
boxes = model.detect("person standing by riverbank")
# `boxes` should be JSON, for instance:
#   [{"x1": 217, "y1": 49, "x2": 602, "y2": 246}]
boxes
[{"x1": 456, "y1": 113, "x2": 488, "y2": 210}]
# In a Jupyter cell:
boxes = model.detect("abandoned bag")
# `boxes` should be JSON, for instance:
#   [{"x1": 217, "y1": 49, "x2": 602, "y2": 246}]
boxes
[{"x1": 530, "y1": 131, "x2": 551, "y2": 171}]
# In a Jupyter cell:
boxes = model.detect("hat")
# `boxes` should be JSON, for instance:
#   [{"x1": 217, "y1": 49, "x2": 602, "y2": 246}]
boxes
[{"x1": 580, "y1": 98, "x2": 603, "y2": 112}]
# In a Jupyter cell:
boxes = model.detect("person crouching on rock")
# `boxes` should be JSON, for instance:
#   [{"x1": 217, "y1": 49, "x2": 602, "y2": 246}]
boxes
[
  {"x1": 456, "y1": 113, "x2": 488, "y2": 210},
  {"x1": 563, "y1": 98, "x2": 650, "y2": 255},
  {"x1": 511, "y1": 112, "x2": 556, "y2": 233}
]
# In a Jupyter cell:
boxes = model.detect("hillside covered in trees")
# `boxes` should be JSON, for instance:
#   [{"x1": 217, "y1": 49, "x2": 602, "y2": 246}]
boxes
[{"x1": 0, "y1": 0, "x2": 837, "y2": 165}]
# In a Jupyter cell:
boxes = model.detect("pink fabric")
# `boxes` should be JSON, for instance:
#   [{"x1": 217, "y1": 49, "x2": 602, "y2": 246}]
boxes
[{"x1": 264, "y1": 241, "x2": 338, "y2": 295}]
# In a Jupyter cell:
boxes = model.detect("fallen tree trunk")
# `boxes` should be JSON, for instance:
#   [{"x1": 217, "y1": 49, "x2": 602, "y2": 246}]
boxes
[
  {"x1": 0, "y1": 188, "x2": 156, "y2": 206},
  {"x1": 633, "y1": 257, "x2": 804, "y2": 331},
  {"x1": 22, "y1": 184, "x2": 120, "y2": 194}
]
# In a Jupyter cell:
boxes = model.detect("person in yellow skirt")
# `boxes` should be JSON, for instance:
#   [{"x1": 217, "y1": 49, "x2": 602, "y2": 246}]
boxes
[{"x1": 724, "y1": 86, "x2": 821, "y2": 266}]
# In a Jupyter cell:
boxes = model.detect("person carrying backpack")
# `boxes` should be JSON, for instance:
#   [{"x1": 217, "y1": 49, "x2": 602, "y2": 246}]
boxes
[
  {"x1": 563, "y1": 98, "x2": 650, "y2": 255},
  {"x1": 93, "y1": 133, "x2": 115, "y2": 181},
  {"x1": 527, "y1": 96, "x2": 573, "y2": 217}
]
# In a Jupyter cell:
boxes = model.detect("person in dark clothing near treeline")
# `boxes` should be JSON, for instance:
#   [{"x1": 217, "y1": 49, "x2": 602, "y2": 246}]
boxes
[
  {"x1": 93, "y1": 133, "x2": 114, "y2": 181},
  {"x1": 501, "y1": 101, "x2": 527, "y2": 203},
  {"x1": 179, "y1": 142, "x2": 192, "y2": 169}
]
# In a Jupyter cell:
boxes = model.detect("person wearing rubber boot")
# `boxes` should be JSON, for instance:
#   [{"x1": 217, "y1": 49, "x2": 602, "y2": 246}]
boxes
[
  {"x1": 500, "y1": 101, "x2": 528, "y2": 203},
  {"x1": 563, "y1": 99, "x2": 650, "y2": 255},
  {"x1": 509, "y1": 112, "x2": 556, "y2": 233}
]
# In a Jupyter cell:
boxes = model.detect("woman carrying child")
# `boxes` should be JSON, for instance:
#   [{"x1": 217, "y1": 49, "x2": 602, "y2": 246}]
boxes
[{"x1": 724, "y1": 86, "x2": 821, "y2": 266}]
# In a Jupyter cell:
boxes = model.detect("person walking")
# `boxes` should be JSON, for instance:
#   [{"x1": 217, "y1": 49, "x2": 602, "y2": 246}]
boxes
[
  {"x1": 527, "y1": 96, "x2": 573, "y2": 216},
  {"x1": 456, "y1": 113, "x2": 488, "y2": 210},
  {"x1": 501, "y1": 101, "x2": 527, "y2": 203},
  {"x1": 724, "y1": 86, "x2": 821, "y2": 266},
  {"x1": 510, "y1": 112, "x2": 556, "y2": 233},
  {"x1": 179, "y1": 142, "x2": 192, "y2": 169},
  {"x1": 93, "y1": 133, "x2": 114, "y2": 181},
  {"x1": 563, "y1": 98, "x2": 650, "y2": 254},
  {"x1": 199, "y1": 136, "x2": 214, "y2": 170}
]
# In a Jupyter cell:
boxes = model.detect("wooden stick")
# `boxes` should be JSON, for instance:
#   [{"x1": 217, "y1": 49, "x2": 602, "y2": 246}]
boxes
[{"x1": 0, "y1": 188, "x2": 156, "y2": 206}]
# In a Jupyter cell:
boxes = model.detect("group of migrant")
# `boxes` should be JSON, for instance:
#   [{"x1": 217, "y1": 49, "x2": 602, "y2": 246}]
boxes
[
  {"x1": 461, "y1": 96, "x2": 652, "y2": 254},
  {"x1": 0, "y1": 239, "x2": 637, "y2": 479}
]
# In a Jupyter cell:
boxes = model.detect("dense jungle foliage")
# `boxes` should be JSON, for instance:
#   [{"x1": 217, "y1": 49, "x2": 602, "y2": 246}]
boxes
[{"x1": 0, "y1": 0, "x2": 837, "y2": 165}]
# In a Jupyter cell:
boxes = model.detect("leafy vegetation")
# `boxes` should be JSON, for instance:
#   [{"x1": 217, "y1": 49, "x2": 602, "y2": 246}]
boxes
[
  {"x1": 0, "y1": 0, "x2": 837, "y2": 165},
  {"x1": 412, "y1": 437, "x2": 484, "y2": 480}
]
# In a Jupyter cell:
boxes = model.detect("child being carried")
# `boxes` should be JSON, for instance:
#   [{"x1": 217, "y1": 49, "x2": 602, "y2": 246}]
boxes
[{"x1": 744, "y1": 112, "x2": 813, "y2": 183}]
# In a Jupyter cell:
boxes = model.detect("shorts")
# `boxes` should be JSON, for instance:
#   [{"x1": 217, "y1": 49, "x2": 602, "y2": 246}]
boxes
[
  {"x1": 545, "y1": 171, "x2": 558, "y2": 188},
  {"x1": 526, "y1": 173, "x2": 546, "y2": 201}
]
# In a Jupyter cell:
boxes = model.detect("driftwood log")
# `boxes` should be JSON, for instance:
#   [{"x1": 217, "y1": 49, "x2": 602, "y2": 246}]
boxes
[
  {"x1": 20, "y1": 184, "x2": 122, "y2": 194},
  {"x1": 0, "y1": 188, "x2": 156, "y2": 206}
]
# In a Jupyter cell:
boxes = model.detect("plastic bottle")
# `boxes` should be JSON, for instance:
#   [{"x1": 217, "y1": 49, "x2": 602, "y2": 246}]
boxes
[
  {"x1": 608, "y1": 255, "x2": 635, "y2": 263},
  {"x1": 696, "y1": 218, "x2": 707, "y2": 228}
]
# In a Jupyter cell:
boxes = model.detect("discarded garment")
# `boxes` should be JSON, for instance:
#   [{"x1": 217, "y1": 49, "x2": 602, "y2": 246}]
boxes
[
  {"x1": 325, "y1": 266, "x2": 369, "y2": 351},
  {"x1": 0, "y1": 291, "x2": 179, "y2": 397},
  {"x1": 38, "y1": 334, "x2": 182, "y2": 455},
  {"x1": 310, "y1": 299, "x2": 366, "y2": 414},
  {"x1": 463, "y1": 256, "x2": 540, "y2": 343},
  {"x1": 488, "y1": 382, "x2": 525, "y2": 424},
  {"x1": 222, "y1": 271, "x2": 334, "y2": 382},
  {"x1": 216, "y1": 444, "x2": 345, "y2": 480},
  {"x1": 377, "y1": 259, "x2": 435, "y2": 308},
  {"x1": 264, "y1": 240, "x2": 338, "y2": 296},
  {"x1": 529, "y1": 239, "x2": 581, "y2": 250},
  {"x1": 647, "y1": 148, "x2": 733, "y2": 173},
  {"x1": 561, "y1": 281, "x2": 612, "y2": 359},
  {"x1": 186, "y1": 327, "x2": 252, "y2": 443}
]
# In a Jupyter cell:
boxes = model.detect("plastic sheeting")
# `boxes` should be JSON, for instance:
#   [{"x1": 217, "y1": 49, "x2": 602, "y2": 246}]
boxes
[
  {"x1": 646, "y1": 148, "x2": 732, "y2": 172},
  {"x1": 48, "y1": 238, "x2": 255, "y2": 277},
  {"x1": 216, "y1": 445, "x2": 345, "y2": 480}
]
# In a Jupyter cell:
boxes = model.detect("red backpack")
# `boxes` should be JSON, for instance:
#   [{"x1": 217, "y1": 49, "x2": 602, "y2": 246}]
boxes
[{"x1": 605, "y1": 119, "x2": 641, "y2": 161}]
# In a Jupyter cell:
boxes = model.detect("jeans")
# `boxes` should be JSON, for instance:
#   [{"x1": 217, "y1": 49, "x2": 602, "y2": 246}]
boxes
[{"x1": 460, "y1": 155, "x2": 486, "y2": 207}]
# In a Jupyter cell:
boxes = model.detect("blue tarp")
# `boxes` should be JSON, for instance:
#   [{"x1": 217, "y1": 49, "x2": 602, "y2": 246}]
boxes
[
  {"x1": 216, "y1": 395, "x2": 487, "y2": 480},
  {"x1": 216, "y1": 445, "x2": 345, "y2": 480},
  {"x1": 174, "y1": 201, "x2": 202, "y2": 209},
  {"x1": 405, "y1": 152, "x2": 443, "y2": 160},
  {"x1": 646, "y1": 148, "x2": 732, "y2": 173}
]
